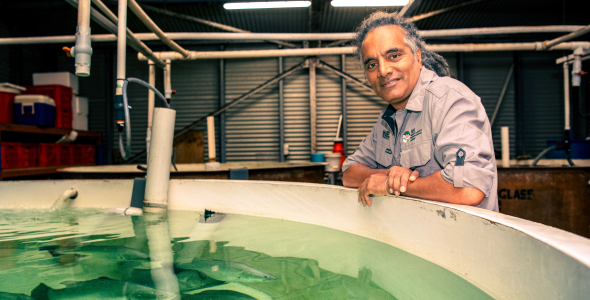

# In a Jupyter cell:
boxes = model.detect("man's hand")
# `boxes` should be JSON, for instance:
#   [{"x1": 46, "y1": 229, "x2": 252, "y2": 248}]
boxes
[
  {"x1": 357, "y1": 173, "x2": 388, "y2": 207},
  {"x1": 386, "y1": 166, "x2": 420, "y2": 196}
]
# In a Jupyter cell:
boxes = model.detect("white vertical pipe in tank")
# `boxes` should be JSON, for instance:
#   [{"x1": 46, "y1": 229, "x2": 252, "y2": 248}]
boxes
[
  {"x1": 144, "y1": 108, "x2": 176, "y2": 213},
  {"x1": 501, "y1": 126, "x2": 510, "y2": 168}
]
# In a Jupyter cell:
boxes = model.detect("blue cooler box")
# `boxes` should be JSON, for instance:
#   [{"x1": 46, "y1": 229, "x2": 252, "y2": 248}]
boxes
[{"x1": 14, "y1": 95, "x2": 56, "y2": 127}]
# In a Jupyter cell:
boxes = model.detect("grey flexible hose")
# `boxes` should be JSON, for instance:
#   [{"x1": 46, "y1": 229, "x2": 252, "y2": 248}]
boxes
[{"x1": 119, "y1": 77, "x2": 169, "y2": 160}]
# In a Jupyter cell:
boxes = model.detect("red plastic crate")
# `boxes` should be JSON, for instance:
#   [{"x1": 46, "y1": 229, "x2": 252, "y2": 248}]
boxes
[
  {"x1": 0, "y1": 142, "x2": 37, "y2": 169},
  {"x1": 24, "y1": 85, "x2": 72, "y2": 110},
  {"x1": 56, "y1": 109, "x2": 73, "y2": 129},
  {"x1": 81, "y1": 144, "x2": 95, "y2": 164},
  {"x1": 72, "y1": 144, "x2": 95, "y2": 165},
  {"x1": 38, "y1": 143, "x2": 58, "y2": 167},
  {"x1": 24, "y1": 85, "x2": 73, "y2": 129},
  {"x1": 19, "y1": 143, "x2": 37, "y2": 168},
  {"x1": 1, "y1": 142, "x2": 20, "y2": 169},
  {"x1": 56, "y1": 144, "x2": 74, "y2": 166},
  {"x1": 0, "y1": 92, "x2": 17, "y2": 123}
]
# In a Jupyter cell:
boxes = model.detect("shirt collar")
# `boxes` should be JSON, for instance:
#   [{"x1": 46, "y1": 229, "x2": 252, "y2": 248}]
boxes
[{"x1": 404, "y1": 67, "x2": 437, "y2": 112}]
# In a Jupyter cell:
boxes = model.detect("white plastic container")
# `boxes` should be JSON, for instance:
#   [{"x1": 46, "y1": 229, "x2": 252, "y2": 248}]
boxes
[
  {"x1": 325, "y1": 153, "x2": 341, "y2": 172},
  {"x1": 73, "y1": 114, "x2": 88, "y2": 131},
  {"x1": 33, "y1": 72, "x2": 79, "y2": 94}
]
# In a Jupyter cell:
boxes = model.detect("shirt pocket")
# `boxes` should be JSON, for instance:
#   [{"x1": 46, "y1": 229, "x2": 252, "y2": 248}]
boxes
[
  {"x1": 374, "y1": 140, "x2": 393, "y2": 169},
  {"x1": 400, "y1": 141, "x2": 431, "y2": 169}
]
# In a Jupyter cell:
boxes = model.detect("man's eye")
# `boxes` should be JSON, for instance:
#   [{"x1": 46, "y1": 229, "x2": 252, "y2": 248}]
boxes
[
  {"x1": 366, "y1": 62, "x2": 377, "y2": 70},
  {"x1": 388, "y1": 54, "x2": 399, "y2": 60}
]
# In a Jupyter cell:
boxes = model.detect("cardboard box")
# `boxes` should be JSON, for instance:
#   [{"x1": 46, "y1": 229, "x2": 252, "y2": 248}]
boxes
[
  {"x1": 73, "y1": 96, "x2": 88, "y2": 115},
  {"x1": 73, "y1": 113, "x2": 88, "y2": 131},
  {"x1": 33, "y1": 72, "x2": 79, "y2": 94}
]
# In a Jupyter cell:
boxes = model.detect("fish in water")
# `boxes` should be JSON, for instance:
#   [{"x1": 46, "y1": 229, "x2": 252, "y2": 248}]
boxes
[
  {"x1": 177, "y1": 259, "x2": 276, "y2": 283},
  {"x1": 183, "y1": 290, "x2": 256, "y2": 300},
  {"x1": 0, "y1": 291, "x2": 35, "y2": 300},
  {"x1": 47, "y1": 278, "x2": 177, "y2": 300},
  {"x1": 52, "y1": 245, "x2": 150, "y2": 262}
]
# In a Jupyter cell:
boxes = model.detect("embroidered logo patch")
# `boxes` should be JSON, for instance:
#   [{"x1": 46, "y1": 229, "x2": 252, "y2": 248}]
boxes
[
  {"x1": 402, "y1": 131, "x2": 411, "y2": 143},
  {"x1": 410, "y1": 128, "x2": 422, "y2": 142},
  {"x1": 382, "y1": 130, "x2": 390, "y2": 140},
  {"x1": 385, "y1": 148, "x2": 392, "y2": 154}
]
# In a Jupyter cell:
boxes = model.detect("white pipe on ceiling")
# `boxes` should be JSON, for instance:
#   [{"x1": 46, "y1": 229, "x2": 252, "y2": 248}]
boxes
[
  {"x1": 545, "y1": 24, "x2": 590, "y2": 49},
  {"x1": 127, "y1": 0, "x2": 190, "y2": 58},
  {"x1": 1, "y1": 25, "x2": 586, "y2": 45},
  {"x1": 137, "y1": 42, "x2": 590, "y2": 61},
  {"x1": 91, "y1": 0, "x2": 165, "y2": 68},
  {"x1": 116, "y1": 0, "x2": 127, "y2": 95}
]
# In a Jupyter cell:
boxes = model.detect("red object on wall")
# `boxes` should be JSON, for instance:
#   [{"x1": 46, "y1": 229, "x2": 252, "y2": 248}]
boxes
[
  {"x1": 332, "y1": 138, "x2": 346, "y2": 169},
  {"x1": 0, "y1": 92, "x2": 17, "y2": 124},
  {"x1": 1, "y1": 142, "x2": 20, "y2": 169},
  {"x1": 0, "y1": 142, "x2": 37, "y2": 169},
  {"x1": 73, "y1": 144, "x2": 95, "y2": 165},
  {"x1": 56, "y1": 144, "x2": 74, "y2": 166},
  {"x1": 24, "y1": 85, "x2": 73, "y2": 129},
  {"x1": 19, "y1": 143, "x2": 37, "y2": 168},
  {"x1": 38, "y1": 143, "x2": 59, "y2": 167},
  {"x1": 81, "y1": 144, "x2": 95, "y2": 164}
]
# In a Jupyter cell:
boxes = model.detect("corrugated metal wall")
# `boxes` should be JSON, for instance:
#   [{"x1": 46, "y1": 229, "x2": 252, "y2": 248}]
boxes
[
  {"x1": 225, "y1": 45, "x2": 279, "y2": 162},
  {"x1": 171, "y1": 58, "x2": 220, "y2": 162},
  {"x1": 463, "y1": 52, "x2": 516, "y2": 158},
  {"x1": 519, "y1": 52, "x2": 564, "y2": 156},
  {"x1": 283, "y1": 57, "x2": 310, "y2": 162},
  {"x1": 316, "y1": 56, "x2": 343, "y2": 154}
]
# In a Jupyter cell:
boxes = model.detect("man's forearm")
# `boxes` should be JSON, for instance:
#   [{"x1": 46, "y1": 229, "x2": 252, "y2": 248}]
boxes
[
  {"x1": 404, "y1": 171, "x2": 484, "y2": 206},
  {"x1": 342, "y1": 163, "x2": 388, "y2": 188}
]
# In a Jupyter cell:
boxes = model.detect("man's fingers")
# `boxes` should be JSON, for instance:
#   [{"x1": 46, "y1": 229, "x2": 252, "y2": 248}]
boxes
[
  {"x1": 409, "y1": 170, "x2": 420, "y2": 181},
  {"x1": 400, "y1": 171, "x2": 410, "y2": 194},
  {"x1": 392, "y1": 170, "x2": 401, "y2": 196},
  {"x1": 388, "y1": 169, "x2": 398, "y2": 194}
]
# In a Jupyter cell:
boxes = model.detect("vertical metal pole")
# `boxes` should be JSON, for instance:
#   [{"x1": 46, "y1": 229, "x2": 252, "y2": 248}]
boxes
[
  {"x1": 341, "y1": 54, "x2": 348, "y2": 153},
  {"x1": 309, "y1": 58, "x2": 317, "y2": 155},
  {"x1": 563, "y1": 62, "x2": 571, "y2": 131},
  {"x1": 279, "y1": 55, "x2": 285, "y2": 162},
  {"x1": 219, "y1": 52, "x2": 226, "y2": 163},
  {"x1": 106, "y1": 50, "x2": 115, "y2": 165},
  {"x1": 147, "y1": 60, "x2": 156, "y2": 163},
  {"x1": 513, "y1": 52, "x2": 525, "y2": 156}
]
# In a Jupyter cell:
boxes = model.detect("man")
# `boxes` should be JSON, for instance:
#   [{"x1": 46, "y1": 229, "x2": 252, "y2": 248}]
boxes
[{"x1": 342, "y1": 12, "x2": 498, "y2": 212}]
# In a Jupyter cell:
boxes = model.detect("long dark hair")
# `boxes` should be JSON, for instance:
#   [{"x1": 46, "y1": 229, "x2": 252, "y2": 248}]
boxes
[{"x1": 353, "y1": 11, "x2": 451, "y2": 77}]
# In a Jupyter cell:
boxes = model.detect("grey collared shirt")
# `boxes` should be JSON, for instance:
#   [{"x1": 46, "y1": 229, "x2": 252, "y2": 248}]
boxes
[{"x1": 343, "y1": 68, "x2": 499, "y2": 212}]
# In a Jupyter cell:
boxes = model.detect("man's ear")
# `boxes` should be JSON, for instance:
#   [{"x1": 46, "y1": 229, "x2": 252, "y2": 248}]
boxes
[{"x1": 416, "y1": 48, "x2": 422, "y2": 64}]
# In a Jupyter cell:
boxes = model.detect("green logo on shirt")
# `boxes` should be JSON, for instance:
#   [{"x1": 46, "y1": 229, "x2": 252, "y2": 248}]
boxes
[{"x1": 402, "y1": 131, "x2": 411, "y2": 143}]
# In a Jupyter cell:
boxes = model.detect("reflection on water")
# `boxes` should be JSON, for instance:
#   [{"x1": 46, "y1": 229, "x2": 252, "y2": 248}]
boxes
[{"x1": 0, "y1": 209, "x2": 493, "y2": 300}]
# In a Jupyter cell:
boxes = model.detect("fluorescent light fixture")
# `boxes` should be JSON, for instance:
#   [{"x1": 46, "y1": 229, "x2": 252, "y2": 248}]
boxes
[
  {"x1": 331, "y1": 0, "x2": 409, "y2": 7},
  {"x1": 224, "y1": 1, "x2": 311, "y2": 9}
]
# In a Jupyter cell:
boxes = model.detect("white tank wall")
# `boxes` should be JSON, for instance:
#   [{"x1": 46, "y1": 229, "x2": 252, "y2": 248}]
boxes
[{"x1": 1, "y1": 179, "x2": 590, "y2": 299}]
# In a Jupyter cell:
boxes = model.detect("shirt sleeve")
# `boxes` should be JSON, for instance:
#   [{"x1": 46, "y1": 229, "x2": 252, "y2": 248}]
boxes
[
  {"x1": 342, "y1": 123, "x2": 379, "y2": 173},
  {"x1": 431, "y1": 88, "x2": 496, "y2": 197}
]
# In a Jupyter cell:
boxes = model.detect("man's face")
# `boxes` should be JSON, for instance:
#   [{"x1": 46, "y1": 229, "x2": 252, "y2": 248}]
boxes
[{"x1": 361, "y1": 25, "x2": 422, "y2": 109}]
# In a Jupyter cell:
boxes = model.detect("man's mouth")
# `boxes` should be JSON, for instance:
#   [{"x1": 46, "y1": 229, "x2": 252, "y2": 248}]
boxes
[{"x1": 381, "y1": 78, "x2": 400, "y2": 88}]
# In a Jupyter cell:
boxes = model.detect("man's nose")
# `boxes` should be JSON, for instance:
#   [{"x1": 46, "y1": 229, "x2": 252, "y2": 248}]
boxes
[{"x1": 378, "y1": 60, "x2": 391, "y2": 77}]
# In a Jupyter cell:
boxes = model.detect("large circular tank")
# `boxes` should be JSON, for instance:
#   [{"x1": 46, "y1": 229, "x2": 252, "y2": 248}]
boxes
[{"x1": 1, "y1": 179, "x2": 590, "y2": 299}]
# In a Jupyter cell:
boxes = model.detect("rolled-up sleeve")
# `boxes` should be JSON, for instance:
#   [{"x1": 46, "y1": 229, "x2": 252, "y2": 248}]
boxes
[
  {"x1": 342, "y1": 124, "x2": 379, "y2": 173},
  {"x1": 431, "y1": 89, "x2": 495, "y2": 197}
]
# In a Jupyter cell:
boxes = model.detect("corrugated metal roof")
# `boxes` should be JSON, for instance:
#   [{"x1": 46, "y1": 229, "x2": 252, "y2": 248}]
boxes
[{"x1": 2, "y1": 0, "x2": 588, "y2": 39}]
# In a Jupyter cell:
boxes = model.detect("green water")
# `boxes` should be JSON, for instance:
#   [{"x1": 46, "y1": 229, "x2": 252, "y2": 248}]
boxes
[{"x1": 0, "y1": 209, "x2": 494, "y2": 299}]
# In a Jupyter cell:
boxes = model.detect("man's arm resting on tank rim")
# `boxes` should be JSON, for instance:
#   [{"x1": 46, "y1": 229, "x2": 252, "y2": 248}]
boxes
[
  {"x1": 342, "y1": 163, "x2": 388, "y2": 188},
  {"x1": 405, "y1": 170, "x2": 484, "y2": 206}
]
